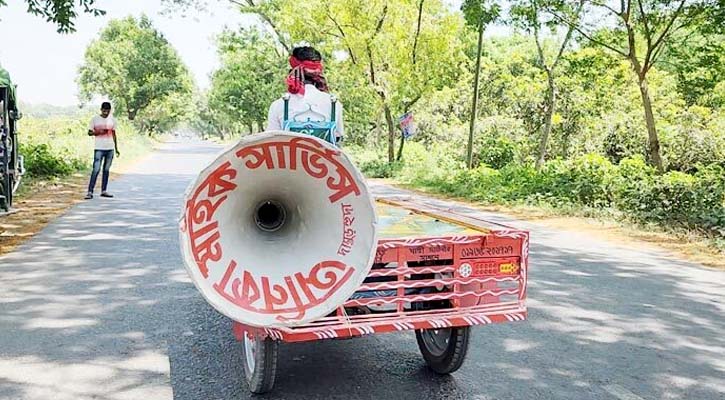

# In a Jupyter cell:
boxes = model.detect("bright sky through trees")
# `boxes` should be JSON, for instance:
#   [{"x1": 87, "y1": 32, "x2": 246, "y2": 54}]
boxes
[{"x1": 0, "y1": 0, "x2": 249, "y2": 105}]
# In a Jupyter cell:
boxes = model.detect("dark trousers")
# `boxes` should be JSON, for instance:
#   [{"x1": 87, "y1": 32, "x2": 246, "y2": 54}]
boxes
[{"x1": 88, "y1": 149, "x2": 114, "y2": 193}]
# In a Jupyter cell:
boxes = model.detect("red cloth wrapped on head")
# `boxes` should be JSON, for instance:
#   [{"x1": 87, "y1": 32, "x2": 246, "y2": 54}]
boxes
[{"x1": 286, "y1": 56, "x2": 328, "y2": 95}]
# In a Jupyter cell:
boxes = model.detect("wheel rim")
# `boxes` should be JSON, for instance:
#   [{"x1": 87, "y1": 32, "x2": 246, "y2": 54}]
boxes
[
  {"x1": 421, "y1": 328, "x2": 452, "y2": 357},
  {"x1": 243, "y1": 334, "x2": 256, "y2": 373}
]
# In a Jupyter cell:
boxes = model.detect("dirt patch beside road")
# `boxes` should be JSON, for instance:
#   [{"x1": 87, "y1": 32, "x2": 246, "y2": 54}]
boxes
[
  {"x1": 0, "y1": 151, "x2": 151, "y2": 256},
  {"x1": 0, "y1": 174, "x2": 89, "y2": 254}
]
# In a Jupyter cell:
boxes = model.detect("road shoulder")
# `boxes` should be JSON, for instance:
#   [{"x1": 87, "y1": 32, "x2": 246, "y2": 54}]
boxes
[
  {"x1": 0, "y1": 148, "x2": 155, "y2": 255},
  {"x1": 369, "y1": 178, "x2": 724, "y2": 270}
]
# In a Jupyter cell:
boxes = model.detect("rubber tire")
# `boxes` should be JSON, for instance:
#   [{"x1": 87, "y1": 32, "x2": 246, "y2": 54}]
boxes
[
  {"x1": 415, "y1": 326, "x2": 471, "y2": 374},
  {"x1": 241, "y1": 335, "x2": 279, "y2": 394},
  {"x1": 1, "y1": 153, "x2": 9, "y2": 211},
  {"x1": 4, "y1": 174, "x2": 13, "y2": 209}
]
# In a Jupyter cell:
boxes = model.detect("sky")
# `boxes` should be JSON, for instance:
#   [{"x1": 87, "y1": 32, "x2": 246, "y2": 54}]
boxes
[{"x1": 0, "y1": 0, "x2": 251, "y2": 106}]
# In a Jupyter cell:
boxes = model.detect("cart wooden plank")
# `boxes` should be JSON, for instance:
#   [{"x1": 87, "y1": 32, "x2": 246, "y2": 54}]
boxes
[{"x1": 376, "y1": 195, "x2": 519, "y2": 238}]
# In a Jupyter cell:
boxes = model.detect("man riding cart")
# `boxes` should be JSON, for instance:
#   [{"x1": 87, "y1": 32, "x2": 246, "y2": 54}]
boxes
[{"x1": 179, "y1": 47, "x2": 529, "y2": 394}]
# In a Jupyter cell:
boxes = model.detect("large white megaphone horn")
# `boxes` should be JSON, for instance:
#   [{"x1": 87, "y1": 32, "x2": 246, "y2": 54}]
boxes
[{"x1": 179, "y1": 131, "x2": 378, "y2": 327}]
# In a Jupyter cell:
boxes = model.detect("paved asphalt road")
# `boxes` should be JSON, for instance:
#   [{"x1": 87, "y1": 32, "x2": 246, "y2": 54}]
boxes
[{"x1": 1, "y1": 140, "x2": 723, "y2": 400}]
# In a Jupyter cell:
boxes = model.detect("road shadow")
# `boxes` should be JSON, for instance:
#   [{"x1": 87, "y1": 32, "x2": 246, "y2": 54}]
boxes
[
  {"x1": 163, "y1": 237, "x2": 724, "y2": 400},
  {"x1": 0, "y1": 140, "x2": 225, "y2": 400},
  {"x1": 2, "y1": 144, "x2": 723, "y2": 400},
  {"x1": 165, "y1": 189, "x2": 725, "y2": 399}
]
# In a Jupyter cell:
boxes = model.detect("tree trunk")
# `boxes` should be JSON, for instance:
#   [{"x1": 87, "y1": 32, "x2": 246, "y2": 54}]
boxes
[
  {"x1": 623, "y1": 15, "x2": 664, "y2": 173},
  {"x1": 377, "y1": 123, "x2": 382, "y2": 148},
  {"x1": 412, "y1": 0, "x2": 425, "y2": 65},
  {"x1": 383, "y1": 104, "x2": 396, "y2": 163},
  {"x1": 636, "y1": 75, "x2": 664, "y2": 172},
  {"x1": 396, "y1": 131, "x2": 405, "y2": 161},
  {"x1": 467, "y1": 19, "x2": 485, "y2": 169},
  {"x1": 536, "y1": 70, "x2": 556, "y2": 170}
]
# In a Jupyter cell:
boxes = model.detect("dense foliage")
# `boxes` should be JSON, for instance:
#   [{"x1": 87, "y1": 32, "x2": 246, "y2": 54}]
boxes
[
  {"x1": 19, "y1": 115, "x2": 151, "y2": 178},
  {"x1": 0, "y1": 0, "x2": 104, "y2": 33},
  {"x1": 348, "y1": 143, "x2": 725, "y2": 247},
  {"x1": 195, "y1": 0, "x2": 723, "y2": 246},
  {"x1": 77, "y1": 16, "x2": 194, "y2": 134},
  {"x1": 23, "y1": 0, "x2": 724, "y2": 246},
  {"x1": 202, "y1": 28, "x2": 287, "y2": 137}
]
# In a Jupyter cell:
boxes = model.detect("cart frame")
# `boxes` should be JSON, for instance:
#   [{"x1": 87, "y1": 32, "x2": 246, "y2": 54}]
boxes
[{"x1": 234, "y1": 196, "x2": 529, "y2": 393}]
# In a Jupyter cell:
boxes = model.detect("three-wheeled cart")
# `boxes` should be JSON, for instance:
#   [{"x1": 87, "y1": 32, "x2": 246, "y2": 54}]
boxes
[
  {"x1": 233, "y1": 195, "x2": 529, "y2": 393},
  {"x1": 0, "y1": 66, "x2": 24, "y2": 213}
]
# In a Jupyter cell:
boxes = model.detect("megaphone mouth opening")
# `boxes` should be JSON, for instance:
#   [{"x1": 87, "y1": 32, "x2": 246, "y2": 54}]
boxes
[{"x1": 254, "y1": 200, "x2": 287, "y2": 232}]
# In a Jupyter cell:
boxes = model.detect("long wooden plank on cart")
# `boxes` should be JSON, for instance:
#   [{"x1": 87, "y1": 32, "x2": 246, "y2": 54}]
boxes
[
  {"x1": 376, "y1": 201, "x2": 485, "y2": 239},
  {"x1": 377, "y1": 195, "x2": 518, "y2": 233}
]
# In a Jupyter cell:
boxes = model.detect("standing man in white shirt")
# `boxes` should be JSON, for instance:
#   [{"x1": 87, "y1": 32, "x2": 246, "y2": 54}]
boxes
[
  {"x1": 85, "y1": 101, "x2": 120, "y2": 200},
  {"x1": 267, "y1": 46, "x2": 344, "y2": 143}
]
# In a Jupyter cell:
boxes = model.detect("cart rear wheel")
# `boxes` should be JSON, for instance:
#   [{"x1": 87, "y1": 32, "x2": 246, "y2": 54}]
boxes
[
  {"x1": 1, "y1": 163, "x2": 9, "y2": 211},
  {"x1": 415, "y1": 326, "x2": 470, "y2": 374},
  {"x1": 5, "y1": 175, "x2": 14, "y2": 209},
  {"x1": 241, "y1": 331, "x2": 278, "y2": 394}
]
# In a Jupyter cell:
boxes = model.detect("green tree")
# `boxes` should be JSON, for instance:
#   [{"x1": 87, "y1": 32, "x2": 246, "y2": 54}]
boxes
[
  {"x1": 77, "y1": 16, "x2": 193, "y2": 131},
  {"x1": 509, "y1": 0, "x2": 584, "y2": 169},
  {"x1": 208, "y1": 27, "x2": 286, "y2": 135},
  {"x1": 546, "y1": 0, "x2": 720, "y2": 172},
  {"x1": 473, "y1": 35, "x2": 550, "y2": 161},
  {"x1": 461, "y1": 0, "x2": 500, "y2": 168},
  {"x1": 191, "y1": 91, "x2": 230, "y2": 139},
  {"x1": 276, "y1": 0, "x2": 469, "y2": 162},
  {"x1": 660, "y1": 29, "x2": 725, "y2": 107},
  {"x1": 0, "y1": 0, "x2": 104, "y2": 33},
  {"x1": 135, "y1": 91, "x2": 194, "y2": 135}
]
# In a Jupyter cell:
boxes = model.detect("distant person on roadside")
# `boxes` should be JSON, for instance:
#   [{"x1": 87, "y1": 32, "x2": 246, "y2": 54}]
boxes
[{"x1": 85, "y1": 101, "x2": 120, "y2": 200}]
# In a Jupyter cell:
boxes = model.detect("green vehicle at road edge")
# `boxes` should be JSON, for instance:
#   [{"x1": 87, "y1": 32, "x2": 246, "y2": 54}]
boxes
[{"x1": 0, "y1": 65, "x2": 24, "y2": 213}]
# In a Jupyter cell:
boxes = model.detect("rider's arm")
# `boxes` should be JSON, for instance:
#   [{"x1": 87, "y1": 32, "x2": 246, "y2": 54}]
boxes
[
  {"x1": 335, "y1": 101, "x2": 344, "y2": 142},
  {"x1": 266, "y1": 101, "x2": 282, "y2": 131}
]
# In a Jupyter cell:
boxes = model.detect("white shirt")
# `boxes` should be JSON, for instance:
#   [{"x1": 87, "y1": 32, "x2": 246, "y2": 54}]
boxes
[
  {"x1": 267, "y1": 84, "x2": 344, "y2": 138},
  {"x1": 89, "y1": 115, "x2": 117, "y2": 150}
]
